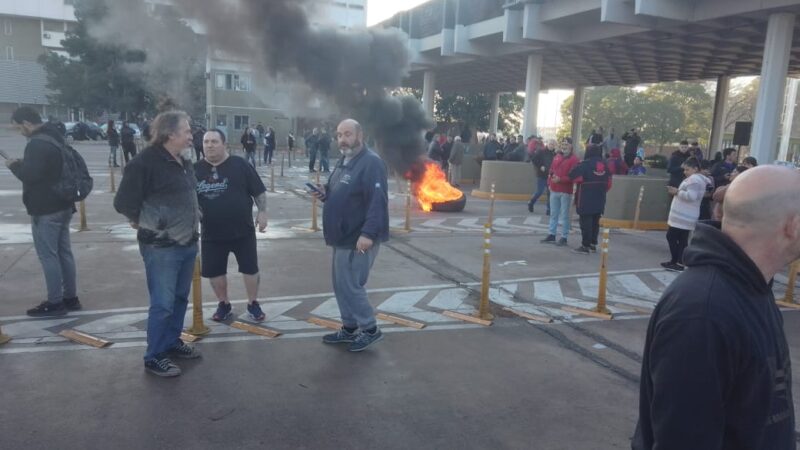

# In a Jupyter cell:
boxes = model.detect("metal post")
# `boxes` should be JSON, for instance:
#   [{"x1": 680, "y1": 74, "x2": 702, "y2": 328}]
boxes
[
  {"x1": 78, "y1": 200, "x2": 89, "y2": 231},
  {"x1": 280, "y1": 151, "x2": 285, "y2": 177},
  {"x1": 478, "y1": 224, "x2": 494, "y2": 320},
  {"x1": 632, "y1": 186, "x2": 645, "y2": 230},
  {"x1": 0, "y1": 325, "x2": 11, "y2": 345},
  {"x1": 185, "y1": 256, "x2": 210, "y2": 335},
  {"x1": 270, "y1": 164, "x2": 275, "y2": 193},
  {"x1": 109, "y1": 166, "x2": 116, "y2": 193},
  {"x1": 487, "y1": 183, "x2": 496, "y2": 228},
  {"x1": 311, "y1": 172, "x2": 320, "y2": 232},
  {"x1": 596, "y1": 228, "x2": 611, "y2": 314},
  {"x1": 404, "y1": 180, "x2": 412, "y2": 232}
]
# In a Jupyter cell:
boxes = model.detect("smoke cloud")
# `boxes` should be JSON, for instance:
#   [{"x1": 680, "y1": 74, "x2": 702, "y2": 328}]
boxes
[{"x1": 170, "y1": 0, "x2": 432, "y2": 177}]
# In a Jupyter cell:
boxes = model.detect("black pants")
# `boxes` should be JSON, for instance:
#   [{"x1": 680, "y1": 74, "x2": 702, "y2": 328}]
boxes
[
  {"x1": 309, "y1": 149, "x2": 318, "y2": 171},
  {"x1": 194, "y1": 146, "x2": 204, "y2": 161},
  {"x1": 122, "y1": 143, "x2": 137, "y2": 163},
  {"x1": 264, "y1": 146, "x2": 274, "y2": 164},
  {"x1": 579, "y1": 214, "x2": 601, "y2": 248},
  {"x1": 666, "y1": 226, "x2": 691, "y2": 264}
]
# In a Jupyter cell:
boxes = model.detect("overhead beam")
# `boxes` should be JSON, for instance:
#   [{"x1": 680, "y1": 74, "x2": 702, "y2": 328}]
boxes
[{"x1": 635, "y1": 0, "x2": 692, "y2": 21}]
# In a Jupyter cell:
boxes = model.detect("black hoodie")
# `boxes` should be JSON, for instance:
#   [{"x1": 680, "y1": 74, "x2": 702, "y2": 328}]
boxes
[
  {"x1": 633, "y1": 223, "x2": 795, "y2": 449},
  {"x1": 9, "y1": 123, "x2": 73, "y2": 216}
]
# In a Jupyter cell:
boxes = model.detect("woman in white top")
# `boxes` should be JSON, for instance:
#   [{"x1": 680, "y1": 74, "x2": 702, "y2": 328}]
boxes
[{"x1": 661, "y1": 157, "x2": 709, "y2": 272}]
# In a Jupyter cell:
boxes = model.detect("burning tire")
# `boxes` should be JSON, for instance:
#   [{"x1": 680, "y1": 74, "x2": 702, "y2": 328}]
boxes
[{"x1": 431, "y1": 192, "x2": 466, "y2": 212}]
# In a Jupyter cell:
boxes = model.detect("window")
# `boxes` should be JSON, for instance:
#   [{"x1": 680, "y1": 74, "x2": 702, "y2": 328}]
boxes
[
  {"x1": 5, "y1": 46, "x2": 13, "y2": 61},
  {"x1": 216, "y1": 114, "x2": 227, "y2": 127},
  {"x1": 234, "y1": 115, "x2": 249, "y2": 130},
  {"x1": 3, "y1": 19, "x2": 11, "y2": 36},
  {"x1": 215, "y1": 73, "x2": 251, "y2": 91}
]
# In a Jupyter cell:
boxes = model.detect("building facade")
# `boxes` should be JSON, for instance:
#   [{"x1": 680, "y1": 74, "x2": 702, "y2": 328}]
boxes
[{"x1": 0, "y1": 0, "x2": 76, "y2": 122}]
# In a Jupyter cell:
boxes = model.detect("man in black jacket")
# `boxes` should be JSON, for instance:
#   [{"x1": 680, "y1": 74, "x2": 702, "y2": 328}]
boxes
[
  {"x1": 120, "y1": 121, "x2": 138, "y2": 164},
  {"x1": 311, "y1": 119, "x2": 389, "y2": 353},
  {"x1": 633, "y1": 165, "x2": 800, "y2": 449},
  {"x1": 7, "y1": 106, "x2": 81, "y2": 316},
  {"x1": 568, "y1": 145, "x2": 611, "y2": 254},
  {"x1": 527, "y1": 138, "x2": 555, "y2": 214},
  {"x1": 114, "y1": 110, "x2": 201, "y2": 377},
  {"x1": 621, "y1": 128, "x2": 641, "y2": 167},
  {"x1": 666, "y1": 140, "x2": 691, "y2": 188}
]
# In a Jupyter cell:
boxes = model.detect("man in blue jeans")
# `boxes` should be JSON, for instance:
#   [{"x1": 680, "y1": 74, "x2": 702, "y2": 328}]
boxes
[
  {"x1": 311, "y1": 119, "x2": 389, "y2": 352},
  {"x1": 7, "y1": 106, "x2": 81, "y2": 316},
  {"x1": 114, "y1": 110, "x2": 201, "y2": 377},
  {"x1": 541, "y1": 141, "x2": 579, "y2": 246}
]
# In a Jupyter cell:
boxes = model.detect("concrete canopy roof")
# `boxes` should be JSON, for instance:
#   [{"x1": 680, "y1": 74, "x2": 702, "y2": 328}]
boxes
[{"x1": 375, "y1": 0, "x2": 800, "y2": 93}]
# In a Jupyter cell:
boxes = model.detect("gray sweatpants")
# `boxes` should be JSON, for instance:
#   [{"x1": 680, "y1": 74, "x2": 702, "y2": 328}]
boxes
[
  {"x1": 31, "y1": 208, "x2": 77, "y2": 304},
  {"x1": 331, "y1": 243, "x2": 380, "y2": 330}
]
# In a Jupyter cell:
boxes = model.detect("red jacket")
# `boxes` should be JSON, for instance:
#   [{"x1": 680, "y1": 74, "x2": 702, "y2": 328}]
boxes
[{"x1": 547, "y1": 152, "x2": 580, "y2": 193}]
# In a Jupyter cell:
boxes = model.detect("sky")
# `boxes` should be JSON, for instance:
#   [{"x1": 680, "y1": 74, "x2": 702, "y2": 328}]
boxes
[{"x1": 367, "y1": 0, "x2": 429, "y2": 26}]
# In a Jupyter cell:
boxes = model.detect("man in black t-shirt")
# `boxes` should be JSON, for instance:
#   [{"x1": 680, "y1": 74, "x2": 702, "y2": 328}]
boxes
[{"x1": 195, "y1": 129, "x2": 268, "y2": 322}]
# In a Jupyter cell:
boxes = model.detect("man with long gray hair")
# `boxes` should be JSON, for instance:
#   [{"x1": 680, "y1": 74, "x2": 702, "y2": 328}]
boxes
[{"x1": 114, "y1": 110, "x2": 201, "y2": 377}]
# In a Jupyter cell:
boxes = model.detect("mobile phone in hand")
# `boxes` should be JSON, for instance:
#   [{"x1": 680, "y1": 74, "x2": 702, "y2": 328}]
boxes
[{"x1": 305, "y1": 182, "x2": 321, "y2": 194}]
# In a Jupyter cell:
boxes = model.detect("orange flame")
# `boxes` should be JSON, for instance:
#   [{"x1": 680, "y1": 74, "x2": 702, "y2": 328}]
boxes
[{"x1": 414, "y1": 162, "x2": 463, "y2": 212}]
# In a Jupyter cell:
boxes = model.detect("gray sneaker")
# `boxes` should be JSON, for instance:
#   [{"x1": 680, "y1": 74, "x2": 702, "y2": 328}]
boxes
[
  {"x1": 166, "y1": 342, "x2": 201, "y2": 359},
  {"x1": 348, "y1": 328, "x2": 383, "y2": 352},
  {"x1": 144, "y1": 357, "x2": 181, "y2": 377},
  {"x1": 322, "y1": 328, "x2": 358, "y2": 344}
]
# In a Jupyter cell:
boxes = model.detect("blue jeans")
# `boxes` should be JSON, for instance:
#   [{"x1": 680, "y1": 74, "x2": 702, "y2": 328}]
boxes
[
  {"x1": 245, "y1": 150, "x2": 256, "y2": 167},
  {"x1": 332, "y1": 244, "x2": 380, "y2": 330},
  {"x1": 319, "y1": 150, "x2": 329, "y2": 172},
  {"x1": 548, "y1": 191, "x2": 572, "y2": 239},
  {"x1": 139, "y1": 243, "x2": 197, "y2": 361},
  {"x1": 529, "y1": 177, "x2": 549, "y2": 211},
  {"x1": 31, "y1": 208, "x2": 76, "y2": 304}
]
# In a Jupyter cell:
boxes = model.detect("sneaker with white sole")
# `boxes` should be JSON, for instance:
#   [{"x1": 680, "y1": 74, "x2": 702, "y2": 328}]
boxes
[
  {"x1": 144, "y1": 357, "x2": 181, "y2": 377},
  {"x1": 322, "y1": 328, "x2": 358, "y2": 344},
  {"x1": 166, "y1": 341, "x2": 201, "y2": 359},
  {"x1": 348, "y1": 328, "x2": 383, "y2": 352}
]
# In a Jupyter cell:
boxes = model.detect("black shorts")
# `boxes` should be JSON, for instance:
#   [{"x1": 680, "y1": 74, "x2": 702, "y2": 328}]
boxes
[{"x1": 201, "y1": 234, "x2": 259, "y2": 278}]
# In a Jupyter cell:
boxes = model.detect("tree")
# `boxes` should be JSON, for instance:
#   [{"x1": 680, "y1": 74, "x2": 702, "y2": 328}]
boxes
[{"x1": 434, "y1": 92, "x2": 523, "y2": 138}]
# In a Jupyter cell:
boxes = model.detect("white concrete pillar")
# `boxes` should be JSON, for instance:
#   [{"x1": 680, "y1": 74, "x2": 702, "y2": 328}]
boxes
[
  {"x1": 522, "y1": 54, "x2": 542, "y2": 138},
  {"x1": 489, "y1": 92, "x2": 501, "y2": 134},
  {"x1": 422, "y1": 71, "x2": 436, "y2": 120},
  {"x1": 779, "y1": 78, "x2": 799, "y2": 161},
  {"x1": 708, "y1": 75, "x2": 730, "y2": 159},
  {"x1": 571, "y1": 86, "x2": 585, "y2": 148},
  {"x1": 751, "y1": 12, "x2": 795, "y2": 165}
]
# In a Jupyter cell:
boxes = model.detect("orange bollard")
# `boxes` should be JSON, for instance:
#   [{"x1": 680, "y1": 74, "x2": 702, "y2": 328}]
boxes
[{"x1": 185, "y1": 256, "x2": 210, "y2": 335}]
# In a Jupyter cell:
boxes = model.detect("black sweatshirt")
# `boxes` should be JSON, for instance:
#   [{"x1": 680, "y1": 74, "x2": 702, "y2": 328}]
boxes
[{"x1": 633, "y1": 222, "x2": 795, "y2": 450}]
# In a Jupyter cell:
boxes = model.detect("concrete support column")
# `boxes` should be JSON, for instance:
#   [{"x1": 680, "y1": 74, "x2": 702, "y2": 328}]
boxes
[
  {"x1": 522, "y1": 54, "x2": 543, "y2": 138},
  {"x1": 779, "y1": 78, "x2": 799, "y2": 161},
  {"x1": 422, "y1": 71, "x2": 436, "y2": 120},
  {"x1": 751, "y1": 12, "x2": 795, "y2": 165},
  {"x1": 489, "y1": 93, "x2": 501, "y2": 134},
  {"x1": 571, "y1": 86, "x2": 585, "y2": 148},
  {"x1": 205, "y1": 51, "x2": 214, "y2": 129},
  {"x1": 708, "y1": 75, "x2": 730, "y2": 159}
]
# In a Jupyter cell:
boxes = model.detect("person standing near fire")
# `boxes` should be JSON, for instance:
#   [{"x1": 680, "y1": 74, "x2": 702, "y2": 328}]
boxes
[{"x1": 310, "y1": 118, "x2": 389, "y2": 352}]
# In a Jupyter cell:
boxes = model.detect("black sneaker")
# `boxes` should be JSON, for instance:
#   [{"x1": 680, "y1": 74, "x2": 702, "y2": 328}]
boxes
[
  {"x1": 588, "y1": 245, "x2": 597, "y2": 253},
  {"x1": 573, "y1": 246, "x2": 591, "y2": 255},
  {"x1": 144, "y1": 357, "x2": 181, "y2": 377},
  {"x1": 27, "y1": 301, "x2": 67, "y2": 317},
  {"x1": 661, "y1": 262, "x2": 684, "y2": 272},
  {"x1": 322, "y1": 328, "x2": 358, "y2": 344},
  {"x1": 166, "y1": 341, "x2": 201, "y2": 359},
  {"x1": 540, "y1": 235, "x2": 556, "y2": 244},
  {"x1": 556, "y1": 238, "x2": 568, "y2": 247},
  {"x1": 212, "y1": 301, "x2": 233, "y2": 321},
  {"x1": 527, "y1": 203, "x2": 534, "y2": 213},
  {"x1": 63, "y1": 297, "x2": 82, "y2": 311},
  {"x1": 348, "y1": 328, "x2": 384, "y2": 352}
]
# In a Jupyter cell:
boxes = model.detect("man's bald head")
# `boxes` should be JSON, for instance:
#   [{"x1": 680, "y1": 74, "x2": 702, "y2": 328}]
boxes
[
  {"x1": 336, "y1": 118, "x2": 364, "y2": 157},
  {"x1": 723, "y1": 165, "x2": 800, "y2": 229}
]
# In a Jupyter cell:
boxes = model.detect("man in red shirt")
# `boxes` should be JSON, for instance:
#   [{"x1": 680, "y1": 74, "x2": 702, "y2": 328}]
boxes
[{"x1": 541, "y1": 140, "x2": 579, "y2": 246}]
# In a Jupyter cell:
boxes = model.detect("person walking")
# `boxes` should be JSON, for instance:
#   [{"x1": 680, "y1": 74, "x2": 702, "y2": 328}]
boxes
[
  {"x1": 120, "y1": 121, "x2": 138, "y2": 164},
  {"x1": 7, "y1": 106, "x2": 81, "y2": 316},
  {"x1": 310, "y1": 119, "x2": 389, "y2": 352},
  {"x1": 307, "y1": 128, "x2": 320, "y2": 173},
  {"x1": 195, "y1": 129, "x2": 268, "y2": 322},
  {"x1": 264, "y1": 127, "x2": 276, "y2": 165},
  {"x1": 107, "y1": 120, "x2": 120, "y2": 167},
  {"x1": 240, "y1": 126, "x2": 257, "y2": 167},
  {"x1": 114, "y1": 110, "x2": 201, "y2": 377},
  {"x1": 192, "y1": 125, "x2": 205, "y2": 161},
  {"x1": 662, "y1": 157, "x2": 708, "y2": 272},
  {"x1": 528, "y1": 138, "x2": 555, "y2": 214},
  {"x1": 317, "y1": 128, "x2": 331, "y2": 172},
  {"x1": 541, "y1": 140, "x2": 579, "y2": 246},
  {"x1": 633, "y1": 165, "x2": 800, "y2": 449},
  {"x1": 447, "y1": 136, "x2": 465, "y2": 187},
  {"x1": 569, "y1": 145, "x2": 612, "y2": 254}
]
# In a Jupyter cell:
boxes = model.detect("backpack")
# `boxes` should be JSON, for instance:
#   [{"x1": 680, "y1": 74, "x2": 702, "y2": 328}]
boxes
[{"x1": 32, "y1": 134, "x2": 93, "y2": 202}]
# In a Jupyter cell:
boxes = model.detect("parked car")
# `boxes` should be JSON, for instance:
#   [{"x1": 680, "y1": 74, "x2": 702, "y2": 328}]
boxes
[
  {"x1": 101, "y1": 122, "x2": 142, "y2": 140},
  {"x1": 65, "y1": 121, "x2": 104, "y2": 141}
]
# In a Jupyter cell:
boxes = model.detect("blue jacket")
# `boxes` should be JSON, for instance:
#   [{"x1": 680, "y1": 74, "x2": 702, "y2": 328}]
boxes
[{"x1": 322, "y1": 147, "x2": 389, "y2": 248}]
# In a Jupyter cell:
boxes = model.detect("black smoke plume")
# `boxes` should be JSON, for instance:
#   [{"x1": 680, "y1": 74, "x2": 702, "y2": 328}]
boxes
[{"x1": 172, "y1": 0, "x2": 432, "y2": 178}]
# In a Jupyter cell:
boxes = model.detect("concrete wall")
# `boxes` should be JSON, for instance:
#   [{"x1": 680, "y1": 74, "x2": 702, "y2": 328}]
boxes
[
  {"x1": 604, "y1": 176, "x2": 671, "y2": 225},
  {"x1": 475, "y1": 160, "x2": 535, "y2": 198}
]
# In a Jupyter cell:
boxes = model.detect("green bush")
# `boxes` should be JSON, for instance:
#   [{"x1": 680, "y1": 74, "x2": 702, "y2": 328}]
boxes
[{"x1": 645, "y1": 154, "x2": 668, "y2": 169}]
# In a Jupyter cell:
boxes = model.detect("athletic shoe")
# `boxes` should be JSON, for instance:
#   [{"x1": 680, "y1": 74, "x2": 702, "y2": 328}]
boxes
[
  {"x1": 26, "y1": 301, "x2": 67, "y2": 317},
  {"x1": 588, "y1": 245, "x2": 597, "y2": 253},
  {"x1": 527, "y1": 203, "x2": 534, "y2": 213},
  {"x1": 144, "y1": 357, "x2": 181, "y2": 377},
  {"x1": 322, "y1": 328, "x2": 358, "y2": 344},
  {"x1": 573, "y1": 246, "x2": 591, "y2": 255},
  {"x1": 166, "y1": 341, "x2": 201, "y2": 359},
  {"x1": 556, "y1": 238, "x2": 568, "y2": 247},
  {"x1": 660, "y1": 262, "x2": 684, "y2": 272},
  {"x1": 247, "y1": 301, "x2": 266, "y2": 322},
  {"x1": 348, "y1": 328, "x2": 384, "y2": 352},
  {"x1": 63, "y1": 297, "x2": 82, "y2": 311},
  {"x1": 212, "y1": 301, "x2": 233, "y2": 322},
  {"x1": 540, "y1": 235, "x2": 556, "y2": 244}
]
